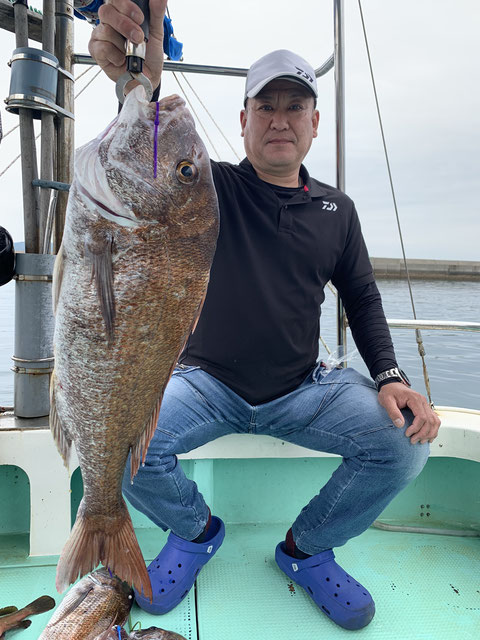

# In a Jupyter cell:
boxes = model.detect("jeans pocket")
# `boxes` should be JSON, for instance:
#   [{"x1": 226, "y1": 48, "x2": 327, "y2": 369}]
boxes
[
  {"x1": 312, "y1": 362, "x2": 344, "y2": 384},
  {"x1": 172, "y1": 364, "x2": 201, "y2": 375}
]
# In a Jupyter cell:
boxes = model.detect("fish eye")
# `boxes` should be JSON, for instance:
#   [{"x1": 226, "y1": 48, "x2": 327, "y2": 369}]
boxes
[{"x1": 176, "y1": 160, "x2": 198, "y2": 184}]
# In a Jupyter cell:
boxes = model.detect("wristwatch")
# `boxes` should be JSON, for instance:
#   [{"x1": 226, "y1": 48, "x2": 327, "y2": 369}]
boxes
[{"x1": 374, "y1": 367, "x2": 411, "y2": 390}]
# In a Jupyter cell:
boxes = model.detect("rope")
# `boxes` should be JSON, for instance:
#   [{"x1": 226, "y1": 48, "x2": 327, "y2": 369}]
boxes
[
  {"x1": 0, "y1": 68, "x2": 102, "y2": 180},
  {"x1": 75, "y1": 65, "x2": 94, "y2": 82},
  {"x1": 326, "y1": 281, "x2": 337, "y2": 297},
  {"x1": 1, "y1": 122, "x2": 20, "y2": 141},
  {"x1": 75, "y1": 68, "x2": 103, "y2": 99},
  {"x1": 319, "y1": 334, "x2": 332, "y2": 355},
  {"x1": 180, "y1": 73, "x2": 242, "y2": 161},
  {"x1": 171, "y1": 72, "x2": 222, "y2": 160},
  {"x1": 357, "y1": 0, "x2": 434, "y2": 406}
]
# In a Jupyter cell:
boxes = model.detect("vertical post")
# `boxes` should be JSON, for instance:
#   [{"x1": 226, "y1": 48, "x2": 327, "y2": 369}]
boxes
[
  {"x1": 13, "y1": 254, "x2": 56, "y2": 418},
  {"x1": 40, "y1": 0, "x2": 56, "y2": 253},
  {"x1": 13, "y1": 0, "x2": 40, "y2": 253},
  {"x1": 334, "y1": 0, "x2": 347, "y2": 361},
  {"x1": 54, "y1": 0, "x2": 75, "y2": 253}
]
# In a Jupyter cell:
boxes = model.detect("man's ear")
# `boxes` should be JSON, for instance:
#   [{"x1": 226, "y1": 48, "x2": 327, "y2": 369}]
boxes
[
  {"x1": 312, "y1": 109, "x2": 320, "y2": 139},
  {"x1": 240, "y1": 109, "x2": 247, "y2": 137}
]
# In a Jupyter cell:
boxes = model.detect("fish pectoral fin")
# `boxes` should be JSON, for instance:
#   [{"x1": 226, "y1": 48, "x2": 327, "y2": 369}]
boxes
[
  {"x1": 0, "y1": 607, "x2": 18, "y2": 617},
  {"x1": 52, "y1": 243, "x2": 64, "y2": 315},
  {"x1": 50, "y1": 375, "x2": 72, "y2": 467},
  {"x1": 85, "y1": 235, "x2": 116, "y2": 343}
]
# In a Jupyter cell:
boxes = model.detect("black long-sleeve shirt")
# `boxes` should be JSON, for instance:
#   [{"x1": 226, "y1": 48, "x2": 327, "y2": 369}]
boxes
[{"x1": 179, "y1": 158, "x2": 397, "y2": 404}]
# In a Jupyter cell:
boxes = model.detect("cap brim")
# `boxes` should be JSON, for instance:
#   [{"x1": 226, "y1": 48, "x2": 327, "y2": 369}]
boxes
[{"x1": 246, "y1": 72, "x2": 318, "y2": 99}]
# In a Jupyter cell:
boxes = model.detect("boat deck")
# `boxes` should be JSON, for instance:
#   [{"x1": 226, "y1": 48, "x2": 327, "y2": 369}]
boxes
[
  {"x1": 1, "y1": 452, "x2": 480, "y2": 639},
  {"x1": 2, "y1": 523, "x2": 480, "y2": 639}
]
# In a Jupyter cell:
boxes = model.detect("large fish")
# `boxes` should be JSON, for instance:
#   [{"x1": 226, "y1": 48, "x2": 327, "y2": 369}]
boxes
[
  {"x1": 51, "y1": 86, "x2": 219, "y2": 600},
  {"x1": 39, "y1": 569, "x2": 133, "y2": 639}
]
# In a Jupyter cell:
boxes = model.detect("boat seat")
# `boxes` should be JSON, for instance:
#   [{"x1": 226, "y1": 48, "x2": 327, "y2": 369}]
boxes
[{"x1": 0, "y1": 406, "x2": 478, "y2": 556}]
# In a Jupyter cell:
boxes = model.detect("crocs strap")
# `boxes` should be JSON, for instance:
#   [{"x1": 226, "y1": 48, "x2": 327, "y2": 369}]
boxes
[{"x1": 293, "y1": 548, "x2": 336, "y2": 572}]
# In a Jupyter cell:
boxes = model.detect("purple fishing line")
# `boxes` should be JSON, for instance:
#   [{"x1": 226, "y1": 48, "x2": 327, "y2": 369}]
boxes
[
  {"x1": 108, "y1": 567, "x2": 113, "y2": 578},
  {"x1": 153, "y1": 101, "x2": 160, "y2": 178}
]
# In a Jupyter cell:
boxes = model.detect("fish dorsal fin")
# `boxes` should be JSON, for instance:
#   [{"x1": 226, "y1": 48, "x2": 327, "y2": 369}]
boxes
[
  {"x1": 52, "y1": 243, "x2": 64, "y2": 315},
  {"x1": 50, "y1": 372, "x2": 72, "y2": 467},
  {"x1": 130, "y1": 394, "x2": 164, "y2": 482},
  {"x1": 85, "y1": 235, "x2": 116, "y2": 343}
]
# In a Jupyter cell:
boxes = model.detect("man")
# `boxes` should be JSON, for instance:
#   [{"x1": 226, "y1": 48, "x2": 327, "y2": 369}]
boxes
[{"x1": 90, "y1": 0, "x2": 440, "y2": 630}]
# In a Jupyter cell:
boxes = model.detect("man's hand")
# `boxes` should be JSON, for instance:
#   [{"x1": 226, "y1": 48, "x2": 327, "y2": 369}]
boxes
[
  {"x1": 377, "y1": 382, "x2": 441, "y2": 445},
  {"x1": 88, "y1": 0, "x2": 168, "y2": 92}
]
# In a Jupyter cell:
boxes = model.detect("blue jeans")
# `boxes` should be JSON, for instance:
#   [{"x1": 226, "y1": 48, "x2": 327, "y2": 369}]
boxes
[{"x1": 123, "y1": 364, "x2": 429, "y2": 555}]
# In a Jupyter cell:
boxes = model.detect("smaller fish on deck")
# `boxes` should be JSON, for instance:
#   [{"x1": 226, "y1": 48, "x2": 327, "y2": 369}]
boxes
[
  {"x1": 39, "y1": 569, "x2": 133, "y2": 639},
  {"x1": 128, "y1": 628, "x2": 187, "y2": 640},
  {"x1": 0, "y1": 596, "x2": 55, "y2": 638}
]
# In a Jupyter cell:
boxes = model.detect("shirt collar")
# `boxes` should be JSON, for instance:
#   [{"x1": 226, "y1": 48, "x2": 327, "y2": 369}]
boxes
[{"x1": 239, "y1": 158, "x2": 327, "y2": 198}]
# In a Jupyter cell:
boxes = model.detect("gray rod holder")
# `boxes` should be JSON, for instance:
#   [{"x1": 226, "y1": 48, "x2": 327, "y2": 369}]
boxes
[
  {"x1": 5, "y1": 47, "x2": 74, "y2": 120},
  {"x1": 13, "y1": 253, "x2": 56, "y2": 418}
]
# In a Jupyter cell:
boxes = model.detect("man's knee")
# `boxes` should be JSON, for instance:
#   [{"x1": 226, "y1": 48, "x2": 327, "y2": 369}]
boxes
[
  {"x1": 377, "y1": 410, "x2": 430, "y2": 481},
  {"x1": 122, "y1": 452, "x2": 178, "y2": 498}
]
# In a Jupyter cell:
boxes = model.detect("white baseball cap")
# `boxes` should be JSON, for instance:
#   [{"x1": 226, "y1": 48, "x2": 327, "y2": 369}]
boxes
[{"x1": 244, "y1": 49, "x2": 318, "y2": 101}]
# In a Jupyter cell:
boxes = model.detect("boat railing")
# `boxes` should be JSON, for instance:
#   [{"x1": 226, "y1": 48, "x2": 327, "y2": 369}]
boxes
[{"x1": 385, "y1": 319, "x2": 480, "y2": 332}]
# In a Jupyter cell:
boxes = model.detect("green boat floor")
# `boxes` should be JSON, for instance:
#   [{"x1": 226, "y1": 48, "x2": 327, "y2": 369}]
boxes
[{"x1": 1, "y1": 523, "x2": 479, "y2": 639}]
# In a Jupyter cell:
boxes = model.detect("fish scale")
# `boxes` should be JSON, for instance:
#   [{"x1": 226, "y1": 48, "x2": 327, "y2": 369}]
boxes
[{"x1": 50, "y1": 86, "x2": 219, "y2": 601}]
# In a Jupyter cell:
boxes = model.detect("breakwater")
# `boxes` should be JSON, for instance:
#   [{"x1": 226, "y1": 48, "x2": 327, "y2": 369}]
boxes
[{"x1": 370, "y1": 257, "x2": 480, "y2": 281}]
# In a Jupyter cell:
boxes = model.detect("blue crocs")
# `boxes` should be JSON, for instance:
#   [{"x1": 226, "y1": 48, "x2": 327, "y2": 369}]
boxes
[
  {"x1": 275, "y1": 542, "x2": 375, "y2": 630},
  {"x1": 135, "y1": 516, "x2": 225, "y2": 614}
]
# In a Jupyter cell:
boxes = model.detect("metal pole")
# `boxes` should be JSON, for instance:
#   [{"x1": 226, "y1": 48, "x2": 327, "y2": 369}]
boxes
[
  {"x1": 334, "y1": 0, "x2": 347, "y2": 360},
  {"x1": 39, "y1": 0, "x2": 56, "y2": 253},
  {"x1": 14, "y1": 0, "x2": 40, "y2": 253},
  {"x1": 54, "y1": 0, "x2": 74, "y2": 253},
  {"x1": 73, "y1": 54, "x2": 337, "y2": 79}
]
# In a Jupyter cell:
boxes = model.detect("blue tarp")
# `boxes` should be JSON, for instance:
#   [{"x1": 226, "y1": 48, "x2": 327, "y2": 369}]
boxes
[{"x1": 74, "y1": 2, "x2": 183, "y2": 61}]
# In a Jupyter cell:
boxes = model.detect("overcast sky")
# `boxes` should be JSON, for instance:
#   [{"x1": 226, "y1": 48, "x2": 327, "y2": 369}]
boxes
[{"x1": 0, "y1": 0, "x2": 478, "y2": 260}]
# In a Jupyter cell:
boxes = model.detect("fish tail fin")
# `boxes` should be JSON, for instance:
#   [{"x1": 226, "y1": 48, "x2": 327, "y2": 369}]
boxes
[
  {"x1": 21, "y1": 596, "x2": 56, "y2": 617},
  {"x1": 55, "y1": 498, "x2": 152, "y2": 602}
]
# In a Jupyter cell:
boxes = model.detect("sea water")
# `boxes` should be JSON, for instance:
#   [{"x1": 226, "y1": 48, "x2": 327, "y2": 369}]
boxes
[{"x1": 0, "y1": 278, "x2": 479, "y2": 410}]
